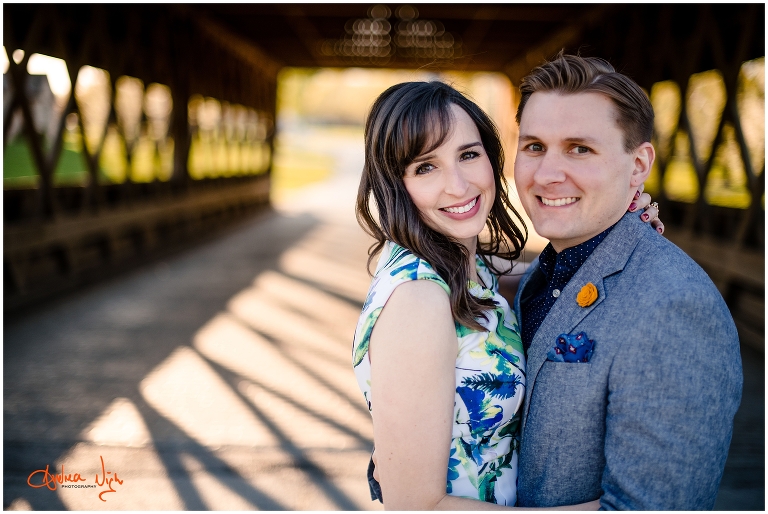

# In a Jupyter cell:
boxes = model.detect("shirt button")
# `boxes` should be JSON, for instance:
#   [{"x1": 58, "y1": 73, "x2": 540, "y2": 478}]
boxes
[{"x1": 552, "y1": 289, "x2": 561, "y2": 298}]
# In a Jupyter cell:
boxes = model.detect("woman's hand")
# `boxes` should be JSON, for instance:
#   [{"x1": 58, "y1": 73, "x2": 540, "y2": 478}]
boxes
[{"x1": 628, "y1": 184, "x2": 664, "y2": 234}]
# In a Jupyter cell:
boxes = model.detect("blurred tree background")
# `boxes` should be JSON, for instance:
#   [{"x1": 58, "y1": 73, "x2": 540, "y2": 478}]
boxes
[{"x1": 271, "y1": 67, "x2": 516, "y2": 199}]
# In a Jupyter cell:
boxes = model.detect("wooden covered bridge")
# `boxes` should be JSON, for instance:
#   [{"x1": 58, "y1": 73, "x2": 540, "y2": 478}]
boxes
[
  {"x1": 3, "y1": 4, "x2": 765, "y2": 346},
  {"x1": 3, "y1": 4, "x2": 764, "y2": 511},
  {"x1": 4, "y1": 4, "x2": 764, "y2": 340}
]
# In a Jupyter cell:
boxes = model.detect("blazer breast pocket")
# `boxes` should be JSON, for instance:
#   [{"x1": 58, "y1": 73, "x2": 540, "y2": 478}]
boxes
[
  {"x1": 539, "y1": 360, "x2": 592, "y2": 382},
  {"x1": 532, "y1": 361, "x2": 594, "y2": 415}
]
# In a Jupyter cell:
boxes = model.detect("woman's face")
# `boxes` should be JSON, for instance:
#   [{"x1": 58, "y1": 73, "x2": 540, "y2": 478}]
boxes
[{"x1": 403, "y1": 104, "x2": 496, "y2": 251}]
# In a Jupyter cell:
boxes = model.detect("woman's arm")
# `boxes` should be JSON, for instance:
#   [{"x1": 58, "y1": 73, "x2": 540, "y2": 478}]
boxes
[{"x1": 369, "y1": 279, "x2": 462, "y2": 510}]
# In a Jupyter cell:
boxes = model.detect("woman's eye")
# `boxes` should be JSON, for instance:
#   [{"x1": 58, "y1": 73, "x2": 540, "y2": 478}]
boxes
[
  {"x1": 460, "y1": 150, "x2": 479, "y2": 161},
  {"x1": 414, "y1": 163, "x2": 435, "y2": 175}
]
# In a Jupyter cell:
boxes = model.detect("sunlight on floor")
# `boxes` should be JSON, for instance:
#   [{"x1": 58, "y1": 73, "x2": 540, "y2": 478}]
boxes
[
  {"x1": 141, "y1": 346, "x2": 281, "y2": 448},
  {"x1": 178, "y1": 453, "x2": 258, "y2": 510},
  {"x1": 83, "y1": 397, "x2": 152, "y2": 448},
  {"x1": 60, "y1": 209, "x2": 381, "y2": 509}
]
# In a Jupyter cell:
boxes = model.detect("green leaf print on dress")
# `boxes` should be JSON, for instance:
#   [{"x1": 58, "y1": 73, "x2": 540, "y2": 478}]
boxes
[
  {"x1": 352, "y1": 306, "x2": 382, "y2": 367},
  {"x1": 456, "y1": 438, "x2": 479, "y2": 491},
  {"x1": 446, "y1": 445, "x2": 461, "y2": 494},
  {"x1": 492, "y1": 307, "x2": 524, "y2": 355},
  {"x1": 474, "y1": 330, "x2": 526, "y2": 378}
]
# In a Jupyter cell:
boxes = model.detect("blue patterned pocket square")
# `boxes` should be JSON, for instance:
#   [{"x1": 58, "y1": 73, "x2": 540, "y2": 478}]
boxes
[{"x1": 547, "y1": 332, "x2": 595, "y2": 363}]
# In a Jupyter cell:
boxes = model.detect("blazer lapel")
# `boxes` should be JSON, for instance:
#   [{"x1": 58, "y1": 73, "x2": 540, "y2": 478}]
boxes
[{"x1": 521, "y1": 213, "x2": 648, "y2": 423}]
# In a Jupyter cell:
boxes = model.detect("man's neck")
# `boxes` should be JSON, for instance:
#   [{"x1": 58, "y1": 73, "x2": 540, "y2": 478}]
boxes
[{"x1": 549, "y1": 215, "x2": 626, "y2": 253}]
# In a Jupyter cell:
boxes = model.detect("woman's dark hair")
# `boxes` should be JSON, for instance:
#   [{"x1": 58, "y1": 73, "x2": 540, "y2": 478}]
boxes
[{"x1": 356, "y1": 81, "x2": 528, "y2": 331}]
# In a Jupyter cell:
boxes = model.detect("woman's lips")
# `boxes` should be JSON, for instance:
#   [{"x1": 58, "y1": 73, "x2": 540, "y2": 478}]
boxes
[
  {"x1": 441, "y1": 196, "x2": 478, "y2": 213},
  {"x1": 440, "y1": 195, "x2": 481, "y2": 218}
]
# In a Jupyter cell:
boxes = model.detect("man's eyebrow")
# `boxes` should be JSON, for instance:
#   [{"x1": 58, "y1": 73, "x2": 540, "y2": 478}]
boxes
[
  {"x1": 411, "y1": 141, "x2": 482, "y2": 163},
  {"x1": 563, "y1": 136, "x2": 599, "y2": 145},
  {"x1": 517, "y1": 134, "x2": 600, "y2": 145}
]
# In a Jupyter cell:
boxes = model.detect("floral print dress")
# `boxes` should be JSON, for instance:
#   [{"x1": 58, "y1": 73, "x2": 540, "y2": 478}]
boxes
[{"x1": 352, "y1": 241, "x2": 526, "y2": 505}]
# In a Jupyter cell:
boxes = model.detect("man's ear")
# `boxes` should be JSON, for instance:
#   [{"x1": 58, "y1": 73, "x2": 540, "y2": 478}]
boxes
[{"x1": 630, "y1": 142, "x2": 655, "y2": 187}]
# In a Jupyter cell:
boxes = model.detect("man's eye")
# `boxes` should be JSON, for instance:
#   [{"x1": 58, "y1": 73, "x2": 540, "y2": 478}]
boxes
[
  {"x1": 526, "y1": 143, "x2": 543, "y2": 152},
  {"x1": 572, "y1": 146, "x2": 591, "y2": 154}
]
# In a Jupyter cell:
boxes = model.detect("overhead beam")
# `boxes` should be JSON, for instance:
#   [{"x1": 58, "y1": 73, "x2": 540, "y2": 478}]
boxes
[
  {"x1": 282, "y1": 5, "x2": 326, "y2": 66},
  {"x1": 175, "y1": 5, "x2": 283, "y2": 78},
  {"x1": 503, "y1": 4, "x2": 618, "y2": 85}
]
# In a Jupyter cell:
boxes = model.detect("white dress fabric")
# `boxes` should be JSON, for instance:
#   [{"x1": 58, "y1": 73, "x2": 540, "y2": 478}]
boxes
[{"x1": 352, "y1": 241, "x2": 526, "y2": 505}]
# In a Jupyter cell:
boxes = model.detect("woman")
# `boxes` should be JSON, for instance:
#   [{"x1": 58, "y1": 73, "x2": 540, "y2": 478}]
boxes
[{"x1": 352, "y1": 81, "x2": 659, "y2": 509}]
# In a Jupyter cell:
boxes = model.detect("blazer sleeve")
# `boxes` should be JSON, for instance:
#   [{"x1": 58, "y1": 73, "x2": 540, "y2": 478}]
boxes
[{"x1": 599, "y1": 285, "x2": 743, "y2": 510}]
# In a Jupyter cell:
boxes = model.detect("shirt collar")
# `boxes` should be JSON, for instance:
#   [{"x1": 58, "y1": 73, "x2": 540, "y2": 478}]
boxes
[{"x1": 538, "y1": 224, "x2": 616, "y2": 282}]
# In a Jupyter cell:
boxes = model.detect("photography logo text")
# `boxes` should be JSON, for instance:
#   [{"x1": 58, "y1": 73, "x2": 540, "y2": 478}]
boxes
[{"x1": 27, "y1": 456, "x2": 124, "y2": 502}]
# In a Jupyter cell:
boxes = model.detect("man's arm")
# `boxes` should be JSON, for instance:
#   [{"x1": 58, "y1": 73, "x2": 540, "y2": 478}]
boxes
[{"x1": 600, "y1": 288, "x2": 742, "y2": 509}]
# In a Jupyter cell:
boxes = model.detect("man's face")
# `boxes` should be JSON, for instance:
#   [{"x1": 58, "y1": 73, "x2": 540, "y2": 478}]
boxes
[{"x1": 514, "y1": 91, "x2": 648, "y2": 252}]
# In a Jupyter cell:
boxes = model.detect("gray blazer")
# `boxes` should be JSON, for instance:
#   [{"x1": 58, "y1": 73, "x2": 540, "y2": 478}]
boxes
[{"x1": 514, "y1": 212, "x2": 742, "y2": 509}]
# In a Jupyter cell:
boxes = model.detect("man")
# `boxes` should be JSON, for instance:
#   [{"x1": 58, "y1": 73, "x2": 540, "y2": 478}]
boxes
[{"x1": 512, "y1": 53, "x2": 742, "y2": 509}]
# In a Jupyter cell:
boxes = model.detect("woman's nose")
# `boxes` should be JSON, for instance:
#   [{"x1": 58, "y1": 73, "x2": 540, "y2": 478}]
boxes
[{"x1": 443, "y1": 165, "x2": 470, "y2": 196}]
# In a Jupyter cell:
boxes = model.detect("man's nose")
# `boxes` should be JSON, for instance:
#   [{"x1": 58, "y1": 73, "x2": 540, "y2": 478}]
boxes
[
  {"x1": 443, "y1": 164, "x2": 470, "y2": 196},
  {"x1": 533, "y1": 152, "x2": 567, "y2": 185}
]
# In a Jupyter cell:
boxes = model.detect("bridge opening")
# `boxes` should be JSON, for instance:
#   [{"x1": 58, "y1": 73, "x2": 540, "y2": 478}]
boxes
[{"x1": 271, "y1": 66, "x2": 517, "y2": 199}]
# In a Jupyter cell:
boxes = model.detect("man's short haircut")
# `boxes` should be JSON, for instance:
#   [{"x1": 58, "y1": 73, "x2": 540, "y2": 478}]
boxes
[{"x1": 516, "y1": 52, "x2": 654, "y2": 152}]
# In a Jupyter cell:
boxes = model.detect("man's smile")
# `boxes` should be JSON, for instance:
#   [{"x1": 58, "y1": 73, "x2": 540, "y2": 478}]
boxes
[{"x1": 538, "y1": 196, "x2": 580, "y2": 207}]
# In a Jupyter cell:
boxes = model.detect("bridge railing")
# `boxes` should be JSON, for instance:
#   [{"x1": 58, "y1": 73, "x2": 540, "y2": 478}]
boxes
[{"x1": 3, "y1": 5, "x2": 279, "y2": 312}]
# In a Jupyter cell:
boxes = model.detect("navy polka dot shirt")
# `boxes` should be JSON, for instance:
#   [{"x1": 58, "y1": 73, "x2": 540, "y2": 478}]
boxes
[{"x1": 521, "y1": 225, "x2": 616, "y2": 350}]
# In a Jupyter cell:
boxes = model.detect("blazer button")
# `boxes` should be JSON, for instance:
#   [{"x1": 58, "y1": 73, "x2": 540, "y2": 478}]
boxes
[{"x1": 552, "y1": 289, "x2": 561, "y2": 298}]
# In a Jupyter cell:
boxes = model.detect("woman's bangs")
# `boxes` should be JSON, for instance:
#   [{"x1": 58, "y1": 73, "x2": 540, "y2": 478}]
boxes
[{"x1": 399, "y1": 101, "x2": 454, "y2": 170}]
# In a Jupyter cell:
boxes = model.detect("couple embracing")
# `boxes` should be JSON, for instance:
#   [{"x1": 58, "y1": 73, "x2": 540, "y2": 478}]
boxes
[{"x1": 352, "y1": 54, "x2": 742, "y2": 510}]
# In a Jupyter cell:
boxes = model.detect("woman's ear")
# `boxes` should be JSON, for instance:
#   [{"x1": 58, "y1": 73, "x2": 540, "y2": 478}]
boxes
[{"x1": 630, "y1": 142, "x2": 655, "y2": 187}]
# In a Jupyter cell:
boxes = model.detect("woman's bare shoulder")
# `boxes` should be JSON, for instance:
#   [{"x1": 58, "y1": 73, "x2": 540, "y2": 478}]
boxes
[{"x1": 384, "y1": 279, "x2": 452, "y2": 323}]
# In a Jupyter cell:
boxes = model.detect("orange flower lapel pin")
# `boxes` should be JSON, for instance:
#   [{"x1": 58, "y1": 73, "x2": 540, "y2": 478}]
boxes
[{"x1": 576, "y1": 282, "x2": 598, "y2": 307}]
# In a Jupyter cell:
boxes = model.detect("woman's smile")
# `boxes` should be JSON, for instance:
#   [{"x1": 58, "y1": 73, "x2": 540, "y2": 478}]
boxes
[{"x1": 440, "y1": 195, "x2": 481, "y2": 217}]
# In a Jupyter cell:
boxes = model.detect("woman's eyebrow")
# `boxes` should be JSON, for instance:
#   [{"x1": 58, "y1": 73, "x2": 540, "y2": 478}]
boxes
[
  {"x1": 411, "y1": 153, "x2": 436, "y2": 164},
  {"x1": 412, "y1": 141, "x2": 483, "y2": 163},
  {"x1": 457, "y1": 141, "x2": 482, "y2": 151}
]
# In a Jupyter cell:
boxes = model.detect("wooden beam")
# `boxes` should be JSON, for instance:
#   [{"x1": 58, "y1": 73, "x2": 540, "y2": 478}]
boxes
[
  {"x1": 458, "y1": 6, "x2": 501, "y2": 71},
  {"x1": 282, "y1": 5, "x2": 326, "y2": 65},
  {"x1": 175, "y1": 5, "x2": 283, "y2": 79},
  {"x1": 503, "y1": 4, "x2": 618, "y2": 85}
]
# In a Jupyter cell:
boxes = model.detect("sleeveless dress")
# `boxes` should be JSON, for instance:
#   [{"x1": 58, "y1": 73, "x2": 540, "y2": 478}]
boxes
[{"x1": 352, "y1": 241, "x2": 526, "y2": 505}]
